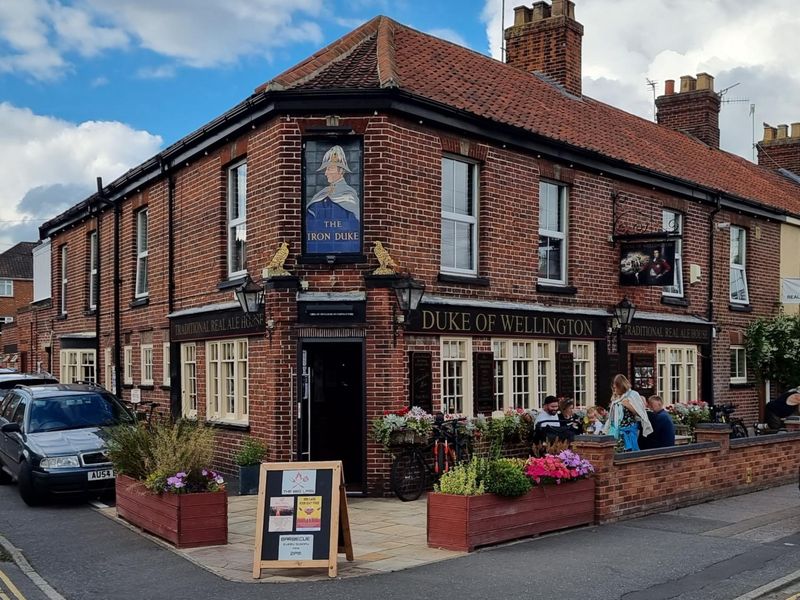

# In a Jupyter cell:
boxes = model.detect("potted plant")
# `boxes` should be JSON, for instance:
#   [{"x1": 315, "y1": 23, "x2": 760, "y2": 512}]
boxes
[
  {"x1": 106, "y1": 420, "x2": 228, "y2": 548},
  {"x1": 233, "y1": 437, "x2": 267, "y2": 496},
  {"x1": 371, "y1": 406, "x2": 435, "y2": 448},
  {"x1": 427, "y1": 448, "x2": 595, "y2": 552}
]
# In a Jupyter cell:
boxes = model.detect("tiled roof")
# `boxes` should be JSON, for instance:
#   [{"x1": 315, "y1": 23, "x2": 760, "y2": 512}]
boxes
[
  {"x1": 261, "y1": 16, "x2": 800, "y2": 215},
  {"x1": 0, "y1": 241, "x2": 36, "y2": 279}
]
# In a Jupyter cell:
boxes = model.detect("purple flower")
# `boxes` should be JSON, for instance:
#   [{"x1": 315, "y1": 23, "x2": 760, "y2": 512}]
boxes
[{"x1": 176, "y1": 471, "x2": 187, "y2": 478}]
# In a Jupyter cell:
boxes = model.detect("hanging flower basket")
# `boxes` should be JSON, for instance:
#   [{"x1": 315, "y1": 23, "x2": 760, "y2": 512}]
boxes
[{"x1": 389, "y1": 429, "x2": 429, "y2": 446}]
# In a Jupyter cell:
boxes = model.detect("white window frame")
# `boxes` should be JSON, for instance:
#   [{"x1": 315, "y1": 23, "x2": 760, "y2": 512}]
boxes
[
  {"x1": 729, "y1": 226, "x2": 749, "y2": 304},
  {"x1": 570, "y1": 341, "x2": 595, "y2": 408},
  {"x1": 227, "y1": 161, "x2": 247, "y2": 278},
  {"x1": 88, "y1": 231, "x2": 98, "y2": 310},
  {"x1": 730, "y1": 345, "x2": 747, "y2": 384},
  {"x1": 491, "y1": 339, "x2": 557, "y2": 411},
  {"x1": 0, "y1": 279, "x2": 13, "y2": 297},
  {"x1": 162, "y1": 342, "x2": 171, "y2": 387},
  {"x1": 538, "y1": 181, "x2": 568, "y2": 285},
  {"x1": 180, "y1": 343, "x2": 197, "y2": 419},
  {"x1": 140, "y1": 344, "x2": 153, "y2": 386},
  {"x1": 123, "y1": 345, "x2": 133, "y2": 385},
  {"x1": 656, "y1": 344, "x2": 697, "y2": 404},
  {"x1": 60, "y1": 245, "x2": 68, "y2": 316},
  {"x1": 135, "y1": 209, "x2": 149, "y2": 298},
  {"x1": 440, "y1": 156, "x2": 478, "y2": 275},
  {"x1": 206, "y1": 338, "x2": 248, "y2": 424},
  {"x1": 59, "y1": 349, "x2": 96, "y2": 383},
  {"x1": 441, "y1": 337, "x2": 472, "y2": 415},
  {"x1": 662, "y1": 210, "x2": 683, "y2": 297},
  {"x1": 104, "y1": 347, "x2": 112, "y2": 390}
]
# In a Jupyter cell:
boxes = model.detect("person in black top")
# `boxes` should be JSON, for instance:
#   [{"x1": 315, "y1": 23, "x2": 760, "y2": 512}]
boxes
[
  {"x1": 764, "y1": 388, "x2": 800, "y2": 430},
  {"x1": 558, "y1": 399, "x2": 584, "y2": 437},
  {"x1": 639, "y1": 395, "x2": 675, "y2": 450}
]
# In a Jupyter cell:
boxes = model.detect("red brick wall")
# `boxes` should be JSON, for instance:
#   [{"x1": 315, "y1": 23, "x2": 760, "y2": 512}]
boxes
[{"x1": 575, "y1": 427, "x2": 800, "y2": 523}]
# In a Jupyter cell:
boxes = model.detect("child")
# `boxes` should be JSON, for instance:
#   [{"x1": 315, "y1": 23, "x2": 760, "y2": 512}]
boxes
[{"x1": 585, "y1": 405, "x2": 605, "y2": 434}]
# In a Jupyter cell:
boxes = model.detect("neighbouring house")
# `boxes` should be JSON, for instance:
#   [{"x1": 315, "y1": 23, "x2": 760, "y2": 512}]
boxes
[
  {"x1": 0, "y1": 241, "x2": 37, "y2": 370},
  {"x1": 19, "y1": 0, "x2": 800, "y2": 494}
]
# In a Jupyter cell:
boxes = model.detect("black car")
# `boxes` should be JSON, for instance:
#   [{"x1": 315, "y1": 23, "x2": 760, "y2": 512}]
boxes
[
  {"x1": 0, "y1": 383, "x2": 134, "y2": 505},
  {"x1": 0, "y1": 372, "x2": 58, "y2": 389}
]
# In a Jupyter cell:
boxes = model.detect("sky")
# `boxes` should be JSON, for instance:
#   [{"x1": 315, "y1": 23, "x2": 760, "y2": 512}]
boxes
[{"x1": 1, "y1": 0, "x2": 799, "y2": 252}]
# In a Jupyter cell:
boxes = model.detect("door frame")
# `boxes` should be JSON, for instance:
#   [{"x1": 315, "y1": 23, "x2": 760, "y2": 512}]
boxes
[{"x1": 296, "y1": 337, "x2": 366, "y2": 491}]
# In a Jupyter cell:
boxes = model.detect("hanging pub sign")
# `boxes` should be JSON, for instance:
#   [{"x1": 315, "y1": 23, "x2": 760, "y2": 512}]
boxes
[
  {"x1": 619, "y1": 241, "x2": 676, "y2": 286},
  {"x1": 302, "y1": 138, "x2": 363, "y2": 257}
]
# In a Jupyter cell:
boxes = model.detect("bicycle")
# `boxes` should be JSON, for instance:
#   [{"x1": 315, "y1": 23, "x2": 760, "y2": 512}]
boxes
[
  {"x1": 390, "y1": 416, "x2": 471, "y2": 502},
  {"x1": 123, "y1": 399, "x2": 157, "y2": 427},
  {"x1": 710, "y1": 403, "x2": 749, "y2": 439}
]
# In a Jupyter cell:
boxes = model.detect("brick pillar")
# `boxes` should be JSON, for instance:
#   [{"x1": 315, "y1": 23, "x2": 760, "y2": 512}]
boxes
[
  {"x1": 784, "y1": 417, "x2": 800, "y2": 432},
  {"x1": 573, "y1": 435, "x2": 616, "y2": 523},
  {"x1": 695, "y1": 423, "x2": 730, "y2": 452}
]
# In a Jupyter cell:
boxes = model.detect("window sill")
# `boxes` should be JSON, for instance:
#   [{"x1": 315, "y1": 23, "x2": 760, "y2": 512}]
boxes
[
  {"x1": 139, "y1": 384, "x2": 154, "y2": 390},
  {"x1": 217, "y1": 276, "x2": 246, "y2": 291},
  {"x1": 160, "y1": 385, "x2": 171, "y2": 391},
  {"x1": 84, "y1": 309, "x2": 97, "y2": 317},
  {"x1": 206, "y1": 420, "x2": 250, "y2": 432},
  {"x1": 729, "y1": 382, "x2": 754, "y2": 389},
  {"x1": 729, "y1": 303, "x2": 752, "y2": 313},
  {"x1": 129, "y1": 297, "x2": 150, "y2": 309},
  {"x1": 122, "y1": 383, "x2": 134, "y2": 389},
  {"x1": 437, "y1": 273, "x2": 490, "y2": 287},
  {"x1": 661, "y1": 296, "x2": 688, "y2": 307},
  {"x1": 55, "y1": 314, "x2": 67, "y2": 321},
  {"x1": 536, "y1": 283, "x2": 577, "y2": 295}
]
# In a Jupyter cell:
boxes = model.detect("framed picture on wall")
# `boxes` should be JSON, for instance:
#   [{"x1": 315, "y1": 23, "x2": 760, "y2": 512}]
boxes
[{"x1": 631, "y1": 353, "x2": 656, "y2": 398}]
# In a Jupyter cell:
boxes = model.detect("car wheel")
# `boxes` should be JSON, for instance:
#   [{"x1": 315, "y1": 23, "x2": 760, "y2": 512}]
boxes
[{"x1": 18, "y1": 461, "x2": 43, "y2": 506}]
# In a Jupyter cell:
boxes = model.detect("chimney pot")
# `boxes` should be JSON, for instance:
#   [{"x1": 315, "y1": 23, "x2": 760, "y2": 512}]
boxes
[
  {"x1": 679, "y1": 75, "x2": 697, "y2": 93},
  {"x1": 763, "y1": 125, "x2": 777, "y2": 142},
  {"x1": 551, "y1": 0, "x2": 575, "y2": 18},
  {"x1": 531, "y1": 2, "x2": 550, "y2": 21},
  {"x1": 514, "y1": 5, "x2": 533, "y2": 26},
  {"x1": 777, "y1": 124, "x2": 789, "y2": 139},
  {"x1": 791, "y1": 122, "x2": 800, "y2": 139},
  {"x1": 664, "y1": 79, "x2": 675, "y2": 95},
  {"x1": 696, "y1": 72, "x2": 714, "y2": 91}
]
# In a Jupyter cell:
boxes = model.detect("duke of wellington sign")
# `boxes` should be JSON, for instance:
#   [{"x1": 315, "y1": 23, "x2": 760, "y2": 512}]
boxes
[{"x1": 406, "y1": 305, "x2": 606, "y2": 339}]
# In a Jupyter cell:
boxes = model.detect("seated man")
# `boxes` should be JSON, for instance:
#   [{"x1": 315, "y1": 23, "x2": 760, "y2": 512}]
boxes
[
  {"x1": 639, "y1": 395, "x2": 675, "y2": 450},
  {"x1": 533, "y1": 396, "x2": 567, "y2": 444},
  {"x1": 764, "y1": 388, "x2": 800, "y2": 430}
]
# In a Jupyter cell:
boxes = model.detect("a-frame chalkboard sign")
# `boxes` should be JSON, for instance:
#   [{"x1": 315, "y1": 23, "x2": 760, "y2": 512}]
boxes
[{"x1": 252, "y1": 461, "x2": 353, "y2": 578}]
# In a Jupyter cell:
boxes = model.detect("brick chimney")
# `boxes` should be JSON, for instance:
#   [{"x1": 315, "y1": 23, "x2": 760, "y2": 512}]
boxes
[
  {"x1": 655, "y1": 73, "x2": 721, "y2": 148},
  {"x1": 504, "y1": 0, "x2": 584, "y2": 97},
  {"x1": 758, "y1": 122, "x2": 800, "y2": 175}
]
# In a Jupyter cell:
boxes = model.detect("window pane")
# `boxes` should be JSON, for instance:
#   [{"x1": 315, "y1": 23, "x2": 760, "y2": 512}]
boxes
[
  {"x1": 138, "y1": 211, "x2": 148, "y2": 252},
  {"x1": 452, "y1": 160, "x2": 470, "y2": 216},
  {"x1": 538, "y1": 236, "x2": 562, "y2": 281},
  {"x1": 539, "y1": 182, "x2": 561, "y2": 232},
  {"x1": 455, "y1": 222, "x2": 473, "y2": 270},
  {"x1": 441, "y1": 159, "x2": 454, "y2": 213},
  {"x1": 730, "y1": 268, "x2": 747, "y2": 301},
  {"x1": 136, "y1": 256, "x2": 148, "y2": 294}
]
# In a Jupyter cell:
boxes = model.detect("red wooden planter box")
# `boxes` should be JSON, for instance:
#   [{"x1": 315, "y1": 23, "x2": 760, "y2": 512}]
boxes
[
  {"x1": 427, "y1": 478, "x2": 595, "y2": 552},
  {"x1": 115, "y1": 474, "x2": 228, "y2": 549}
]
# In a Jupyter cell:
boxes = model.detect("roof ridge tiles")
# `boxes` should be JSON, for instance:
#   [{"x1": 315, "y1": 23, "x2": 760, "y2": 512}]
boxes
[
  {"x1": 376, "y1": 16, "x2": 400, "y2": 88},
  {"x1": 255, "y1": 16, "x2": 383, "y2": 93}
]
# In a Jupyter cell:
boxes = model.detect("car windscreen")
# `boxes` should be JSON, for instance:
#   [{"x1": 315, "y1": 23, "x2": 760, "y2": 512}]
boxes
[{"x1": 27, "y1": 393, "x2": 135, "y2": 433}]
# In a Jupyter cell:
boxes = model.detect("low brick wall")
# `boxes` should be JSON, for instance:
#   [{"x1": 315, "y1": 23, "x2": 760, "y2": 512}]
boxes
[{"x1": 573, "y1": 423, "x2": 800, "y2": 523}]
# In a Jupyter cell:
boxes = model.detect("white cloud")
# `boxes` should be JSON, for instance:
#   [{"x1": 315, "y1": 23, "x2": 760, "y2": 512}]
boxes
[
  {"x1": 136, "y1": 65, "x2": 176, "y2": 80},
  {"x1": 90, "y1": 75, "x2": 109, "y2": 87},
  {"x1": 481, "y1": 0, "x2": 800, "y2": 160},
  {"x1": 0, "y1": 0, "x2": 325, "y2": 79},
  {"x1": 427, "y1": 27, "x2": 469, "y2": 48},
  {"x1": 0, "y1": 102, "x2": 162, "y2": 246}
]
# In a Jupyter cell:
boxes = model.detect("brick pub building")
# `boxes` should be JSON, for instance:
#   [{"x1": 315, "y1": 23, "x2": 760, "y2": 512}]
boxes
[{"x1": 19, "y1": 1, "x2": 800, "y2": 494}]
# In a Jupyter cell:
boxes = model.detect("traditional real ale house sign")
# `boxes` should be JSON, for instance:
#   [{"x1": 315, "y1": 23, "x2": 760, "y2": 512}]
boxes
[
  {"x1": 253, "y1": 461, "x2": 353, "y2": 578},
  {"x1": 621, "y1": 318, "x2": 711, "y2": 345},
  {"x1": 169, "y1": 306, "x2": 266, "y2": 342}
]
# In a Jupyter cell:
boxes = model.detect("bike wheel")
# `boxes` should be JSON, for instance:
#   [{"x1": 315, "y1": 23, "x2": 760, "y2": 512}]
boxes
[
  {"x1": 391, "y1": 450, "x2": 427, "y2": 502},
  {"x1": 730, "y1": 421, "x2": 749, "y2": 439}
]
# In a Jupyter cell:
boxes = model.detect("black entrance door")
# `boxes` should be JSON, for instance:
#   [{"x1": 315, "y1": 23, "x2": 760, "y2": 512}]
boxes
[{"x1": 300, "y1": 341, "x2": 364, "y2": 489}]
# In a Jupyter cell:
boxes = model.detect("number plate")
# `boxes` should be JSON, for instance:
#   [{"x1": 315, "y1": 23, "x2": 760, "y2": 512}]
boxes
[{"x1": 88, "y1": 469, "x2": 114, "y2": 481}]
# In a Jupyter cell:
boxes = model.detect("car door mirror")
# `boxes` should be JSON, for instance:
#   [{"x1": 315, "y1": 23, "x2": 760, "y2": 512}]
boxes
[{"x1": 0, "y1": 422, "x2": 21, "y2": 434}]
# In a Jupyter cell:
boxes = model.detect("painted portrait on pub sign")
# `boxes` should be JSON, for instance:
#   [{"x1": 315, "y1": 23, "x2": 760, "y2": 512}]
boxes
[
  {"x1": 619, "y1": 241, "x2": 676, "y2": 286},
  {"x1": 303, "y1": 139, "x2": 363, "y2": 255}
]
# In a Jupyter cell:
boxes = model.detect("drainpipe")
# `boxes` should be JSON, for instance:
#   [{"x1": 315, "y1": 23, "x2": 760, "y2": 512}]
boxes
[
  {"x1": 161, "y1": 157, "x2": 179, "y2": 416},
  {"x1": 113, "y1": 187, "x2": 122, "y2": 398},
  {"x1": 704, "y1": 194, "x2": 722, "y2": 406},
  {"x1": 94, "y1": 178, "x2": 106, "y2": 379}
]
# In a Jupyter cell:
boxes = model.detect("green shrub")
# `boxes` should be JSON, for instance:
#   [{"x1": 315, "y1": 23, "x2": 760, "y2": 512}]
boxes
[
  {"x1": 234, "y1": 437, "x2": 267, "y2": 466},
  {"x1": 485, "y1": 458, "x2": 532, "y2": 497},
  {"x1": 106, "y1": 420, "x2": 217, "y2": 493},
  {"x1": 434, "y1": 458, "x2": 487, "y2": 496}
]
